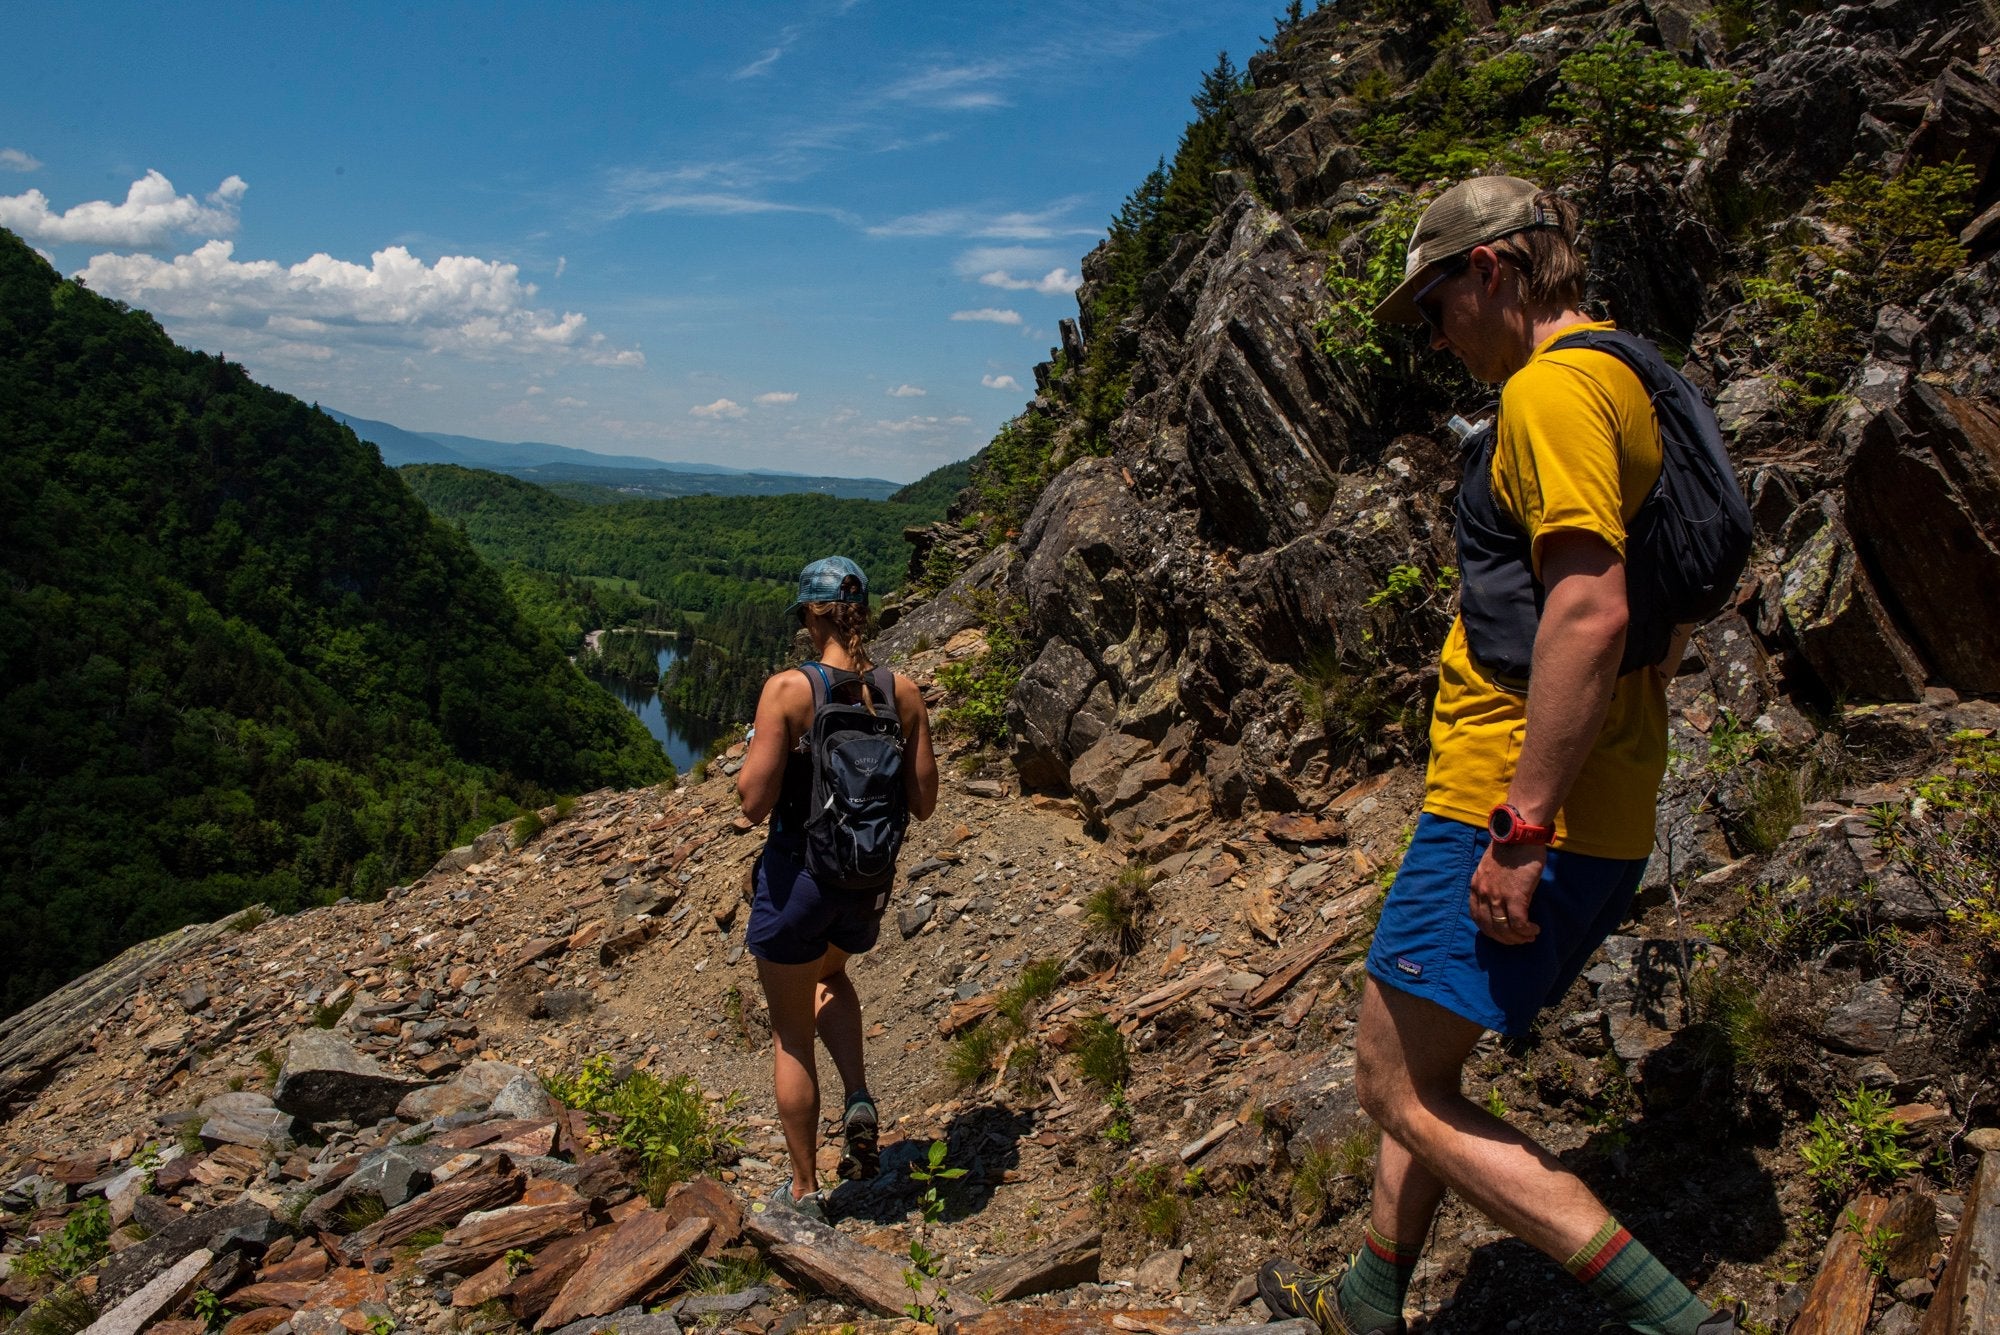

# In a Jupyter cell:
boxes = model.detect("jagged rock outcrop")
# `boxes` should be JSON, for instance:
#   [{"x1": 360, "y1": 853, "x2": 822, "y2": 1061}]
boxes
[{"x1": 897, "y1": 0, "x2": 2000, "y2": 846}]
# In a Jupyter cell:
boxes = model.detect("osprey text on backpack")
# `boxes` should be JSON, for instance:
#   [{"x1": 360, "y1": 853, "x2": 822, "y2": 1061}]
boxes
[{"x1": 799, "y1": 662, "x2": 909, "y2": 899}]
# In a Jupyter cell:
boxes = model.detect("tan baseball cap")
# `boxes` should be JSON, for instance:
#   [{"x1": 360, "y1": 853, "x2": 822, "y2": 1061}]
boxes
[{"x1": 1372, "y1": 176, "x2": 1558, "y2": 324}]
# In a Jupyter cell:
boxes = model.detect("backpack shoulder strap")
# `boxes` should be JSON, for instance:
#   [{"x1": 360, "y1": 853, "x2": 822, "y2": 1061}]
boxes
[
  {"x1": 799, "y1": 661, "x2": 833, "y2": 712},
  {"x1": 1548, "y1": 328, "x2": 1674, "y2": 401},
  {"x1": 867, "y1": 666, "x2": 898, "y2": 721}
]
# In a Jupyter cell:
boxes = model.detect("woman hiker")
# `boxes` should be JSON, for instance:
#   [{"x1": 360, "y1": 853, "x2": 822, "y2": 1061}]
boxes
[{"x1": 736, "y1": 556, "x2": 938, "y2": 1219}]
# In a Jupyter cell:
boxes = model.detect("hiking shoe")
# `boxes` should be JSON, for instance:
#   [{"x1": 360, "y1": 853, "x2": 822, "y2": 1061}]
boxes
[
  {"x1": 1257, "y1": 1257, "x2": 1374, "y2": 1334},
  {"x1": 839, "y1": 1092, "x2": 879, "y2": 1182},
  {"x1": 1601, "y1": 1304, "x2": 1744, "y2": 1334},
  {"x1": 761, "y1": 1181, "x2": 827, "y2": 1223}
]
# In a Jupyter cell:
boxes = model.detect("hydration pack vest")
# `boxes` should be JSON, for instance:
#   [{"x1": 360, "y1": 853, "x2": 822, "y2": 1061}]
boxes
[
  {"x1": 798, "y1": 662, "x2": 909, "y2": 894},
  {"x1": 1455, "y1": 328, "x2": 1753, "y2": 684}
]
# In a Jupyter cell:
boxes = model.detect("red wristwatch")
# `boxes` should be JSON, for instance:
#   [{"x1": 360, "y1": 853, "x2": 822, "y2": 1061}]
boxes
[{"x1": 1488, "y1": 802, "x2": 1555, "y2": 846}]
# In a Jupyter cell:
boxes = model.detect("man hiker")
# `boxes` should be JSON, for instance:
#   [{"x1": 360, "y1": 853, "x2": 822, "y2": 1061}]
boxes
[{"x1": 1258, "y1": 177, "x2": 1740, "y2": 1334}]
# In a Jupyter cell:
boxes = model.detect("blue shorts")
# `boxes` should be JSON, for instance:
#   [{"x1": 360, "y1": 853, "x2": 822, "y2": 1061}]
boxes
[
  {"x1": 1364, "y1": 813, "x2": 1646, "y2": 1036},
  {"x1": 745, "y1": 839, "x2": 888, "y2": 966}
]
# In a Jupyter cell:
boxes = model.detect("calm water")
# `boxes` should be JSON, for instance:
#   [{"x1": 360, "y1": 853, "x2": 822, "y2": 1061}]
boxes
[{"x1": 592, "y1": 639, "x2": 721, "y2": 777}]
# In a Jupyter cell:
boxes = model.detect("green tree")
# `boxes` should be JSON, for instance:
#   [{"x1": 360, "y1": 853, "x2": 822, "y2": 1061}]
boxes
[{"x1": 1552, "y1": 33, "x2": 1741, "y2": 192}]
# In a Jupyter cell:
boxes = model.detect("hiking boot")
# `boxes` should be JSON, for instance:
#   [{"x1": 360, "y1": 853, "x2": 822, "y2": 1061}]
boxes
[
  {"x1": 1601, "y1": 1304, "x2": 1744, "y2": 1334},
  {"x1": 1257, "y1": 1257, "x2": 1380, "y2": 1334},
  {"x1": 1694, "y1": 1303, "x2": 1745, "y2": 1333},
  {"x1": 761, "y1": 1181, "x2": 827, "y2": 1223},
  {"x1": 839, "y1": 1092, "x2": 880, "y2": 1182}
]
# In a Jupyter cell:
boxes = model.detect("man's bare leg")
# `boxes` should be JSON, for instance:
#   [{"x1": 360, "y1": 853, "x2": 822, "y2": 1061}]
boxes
[{"x1": 1354, "y1": 976, "x2": 1607, "y2": 1259}]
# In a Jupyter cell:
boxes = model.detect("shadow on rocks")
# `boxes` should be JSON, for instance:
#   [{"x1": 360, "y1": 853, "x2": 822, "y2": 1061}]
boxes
[{"x1": 824, "y1": 1103, "x2": 1036, "y2": 1226}]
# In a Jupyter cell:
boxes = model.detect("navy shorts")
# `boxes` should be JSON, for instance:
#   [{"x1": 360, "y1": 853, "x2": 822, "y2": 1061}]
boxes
[
  {"x1": 745, "y1": 839, "x2": 888, "y2": 966},
  {"x1": 1364, "y1": 812, "x2": 1646, "y2": 1036}
]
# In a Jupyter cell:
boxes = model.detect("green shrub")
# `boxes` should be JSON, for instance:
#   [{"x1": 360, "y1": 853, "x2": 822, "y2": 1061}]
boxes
[
  {"x1": 1290, "y1": 1125, "x2": 1377, "y2": 1222},
  {"x1": 1138, "y1": 1187, "x2": 1185, "y2": 1242},
  {"x1": 1739, "y1": 766, "x2": 1805, "y2": 854},
  {"x1": 544, "y1": 1054, "x2": 742, "y2": 1205},
  {"x1": 687, "y1": 1251, "x2": 773, "y2": 1295},
  {"x1": 1876, "y1": 733, "x2": 2000, "y2": 961},
  {"x1": 11, "y1": 1198, "x2": 112, "y2": 1283},
  {"x1": 1317, "y1": 193, "x2": 1426, "y2": 368},
  {"x1": 1738, "y1": 161, "x2": 1975, "y2": 426},
  {"x1": 1712, "y1": 877, "x2": 1862, "y2": 967},
  {"x1": 935, "y1": 592, "x2": 1031, "y2": 747},
  {"x1": 1073, "y1": 1014, "x2": 1130, "y2": 1093},
  {"x1": 1552, "y1": 32, "x2": 1741, "y2": 190},
  {"x1": 1688, "y1": 971, "x2": 1816, "y2": 1087},
  {"x1": 1005, "y1": 1041, "x2": 1046, "y2": 1099},
  {"x1": 1800, "y1": 1086, "x2": 1921, "y2": 1202}
]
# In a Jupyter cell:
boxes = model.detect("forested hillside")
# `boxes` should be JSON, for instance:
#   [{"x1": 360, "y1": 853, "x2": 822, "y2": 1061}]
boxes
[
  {"x1": 398, "y1": 464, "x2": 936, "y2": 620},
  {"x1": 0, "y1": 231, "x2": 670, "y2": 1013},
  {"x1": 398, "y1": 463, "x2": 951, "y2": 734}
]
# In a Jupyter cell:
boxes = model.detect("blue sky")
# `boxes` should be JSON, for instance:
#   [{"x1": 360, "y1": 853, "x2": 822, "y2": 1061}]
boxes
[{"x1": 2, "y1": 2, "x2": 1282, "y2": 481}]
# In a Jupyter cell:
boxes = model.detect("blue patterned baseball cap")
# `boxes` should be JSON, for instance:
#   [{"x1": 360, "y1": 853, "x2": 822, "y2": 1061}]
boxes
[{"x1": 785, "y1": 555, "x2": 869, "y2": 621}]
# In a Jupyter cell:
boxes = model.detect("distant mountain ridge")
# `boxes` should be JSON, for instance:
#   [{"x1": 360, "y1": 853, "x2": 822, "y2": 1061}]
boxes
[{"x1": 326, "y1": 408, "x2": 906, "y2": 499}]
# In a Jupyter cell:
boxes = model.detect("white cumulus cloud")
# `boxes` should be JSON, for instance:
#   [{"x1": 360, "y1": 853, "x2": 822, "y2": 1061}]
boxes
[
  {"x1": 981, "y1": 374, "x2": 1021, "y2": 390},
  {"x1": 886, "y1": 383, "x2": 926, "y2": 398},
  {"x1": 951, "y1": 308, "x2": 1021, "y2": 324},
  {"x1": 755, "y1": 391, "x2": 799, "y2": 404},
  {"x1": 867, "y1": 203, "x2": 1094, "y2": 240},
  {"x1": 0, "y1": 148, "x2": 42, "y2": 172},
  {"x1": 0, "y1": 170, "x2": 244, "y2": 247},
  {"x1": 690, "y1": 398, "x2": 746, "y2": 418},
  {"x1": 77, "y1": 240, "x2": 643, "y2": 366},
  {"x1": 980, "y1": 266, "x2": 1079, "y2": 295}
]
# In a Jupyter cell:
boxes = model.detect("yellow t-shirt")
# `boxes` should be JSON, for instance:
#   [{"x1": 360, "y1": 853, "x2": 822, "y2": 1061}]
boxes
[{"x1": 1422, "y1": 321, "x2": 1669, "y2": 860}]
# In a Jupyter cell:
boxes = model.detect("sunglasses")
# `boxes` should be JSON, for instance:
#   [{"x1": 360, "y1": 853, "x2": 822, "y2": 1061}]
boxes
[{"x1": 1413, "y1": 255, "x2": 1470, "y2": 334}]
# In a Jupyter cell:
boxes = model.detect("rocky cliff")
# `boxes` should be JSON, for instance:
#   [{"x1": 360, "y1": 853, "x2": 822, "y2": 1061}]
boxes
[{"x1": 883, "y1": 0, "x2": 2000, "y2": 856}]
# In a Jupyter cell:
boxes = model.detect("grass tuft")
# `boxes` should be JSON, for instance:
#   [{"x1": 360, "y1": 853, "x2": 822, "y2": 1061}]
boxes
[
  {"x1": 1084, "y1": 867, "x2": 1151, "y2": 955},
  {"x1": 1072, "y1": 1014, "x2": 1129, "y2": 1094},
  {"x1": 313, "y1": 996, "x2": 353, "y2": 1029},
  {"x1": 945, "y1": 1022, "x2": 1006, "y2": 1089}
]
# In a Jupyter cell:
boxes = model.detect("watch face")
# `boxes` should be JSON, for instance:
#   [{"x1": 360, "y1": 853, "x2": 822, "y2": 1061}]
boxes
[{"x1": 1490, "y1": 807, "x2": 1515, "y2": 841}]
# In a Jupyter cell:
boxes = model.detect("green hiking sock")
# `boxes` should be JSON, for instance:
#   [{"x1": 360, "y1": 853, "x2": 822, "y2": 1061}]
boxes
[
  {"x1": 1565, "y1": 1218, "x2": 1707, "y2": 1335},
  {"x1": 1337, "y1": 1224, "x2": 1421, "y2": 1332}
]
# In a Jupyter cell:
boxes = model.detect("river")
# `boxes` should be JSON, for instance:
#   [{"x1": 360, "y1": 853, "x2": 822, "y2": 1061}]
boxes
[{"x1": 588, "y1": 635, "x2": 721, "y2": 777}]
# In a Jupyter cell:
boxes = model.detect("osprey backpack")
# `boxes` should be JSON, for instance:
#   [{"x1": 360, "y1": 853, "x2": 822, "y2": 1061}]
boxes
[{"x1": 799, "y1": 662, "x2": 909, "y2": 895}]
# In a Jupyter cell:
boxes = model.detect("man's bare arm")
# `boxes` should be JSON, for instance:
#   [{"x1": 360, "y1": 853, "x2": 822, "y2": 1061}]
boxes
[
  {"x1": 1508, "y1": 532, "x2": 1629, "y2": 825},
  {"x1": 1467, "y1": 531, "x2": 1628, "y2": 944}
]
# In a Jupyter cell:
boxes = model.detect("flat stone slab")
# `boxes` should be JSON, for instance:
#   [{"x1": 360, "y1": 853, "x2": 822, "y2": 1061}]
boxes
[
  {"x1": 81, "y1": 1246, "x2": 212, "y2": 1335},
  {"x1": 547, "y1": 1308, "x2": 682, "y2": 1335},
  {"x1": 274, "y1": 1028, "x2": 425, "y2": 1124},
  {"x1": 197, "y1": 1091, "x2": 296, "y2": 1149}
]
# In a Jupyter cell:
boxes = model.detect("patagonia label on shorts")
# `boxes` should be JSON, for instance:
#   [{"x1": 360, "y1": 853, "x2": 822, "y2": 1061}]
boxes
[{"x1": 1395, "y1": 956, "x2": 1424, "y2": 979}]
